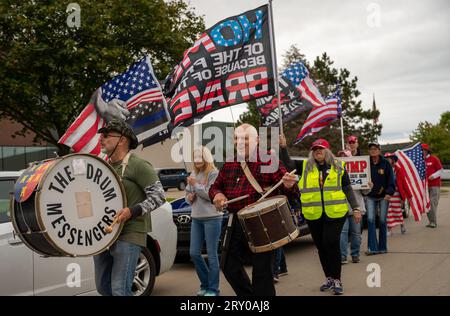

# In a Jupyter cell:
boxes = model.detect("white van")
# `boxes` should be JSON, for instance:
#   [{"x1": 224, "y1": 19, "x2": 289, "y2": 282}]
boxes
[{"x1": 0, "y1": 171, "x2": 177, "y2": 296}]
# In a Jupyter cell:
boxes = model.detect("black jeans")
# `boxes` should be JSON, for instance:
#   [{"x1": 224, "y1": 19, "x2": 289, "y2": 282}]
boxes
[
  {"x1": 222, "y1": 215, "x2": 275, "y2": 296},
  {"x1": 307, "y1": 215, "x2": 346, "y2": 280}
]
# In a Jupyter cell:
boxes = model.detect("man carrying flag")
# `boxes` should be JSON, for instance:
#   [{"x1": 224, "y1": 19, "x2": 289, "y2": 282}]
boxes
[
  {"x1": 421, "y1": 143, "x2": 442, "y2": 227},
  {"x1": 59, "y1": 56, "x2": 171, "y2": 154},
  {"x1": 294, "y1": 88, "x2": 341, "y2": 144}
]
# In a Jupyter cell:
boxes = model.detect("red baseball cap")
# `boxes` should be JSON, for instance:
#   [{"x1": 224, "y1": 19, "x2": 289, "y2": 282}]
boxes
[
  {"x1": 422, "y1": 143, "x2": 430, "y2": 152},
  {"x1": 347, "y1": 135, "x2": 358, "y2": 143},
  {"x1": 311, "y1": 139, "x2": 330, "y2": 150}
]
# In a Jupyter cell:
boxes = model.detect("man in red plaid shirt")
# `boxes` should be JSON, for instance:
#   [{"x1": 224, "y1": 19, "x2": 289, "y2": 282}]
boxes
[{"x1": 209, "y1": 124, "x2": 298, "y2": 296}]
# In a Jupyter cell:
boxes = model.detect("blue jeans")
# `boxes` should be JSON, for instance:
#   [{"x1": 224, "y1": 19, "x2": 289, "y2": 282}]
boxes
[
  {"x1": 366, "y1": 197, "x2": 389, "y2": 253},
  {"x1": 340, "y1": 215, "x2": 362, "y2": 258},
  {"x1": 273, "y1": 247, "x2": 287, "y2": 275},
  {"x1": 93, "y1": 239, "x2": 141, "y2": 296},
  {"x1": 190, "y1": 217, "x2": 222, "y2": 295}
]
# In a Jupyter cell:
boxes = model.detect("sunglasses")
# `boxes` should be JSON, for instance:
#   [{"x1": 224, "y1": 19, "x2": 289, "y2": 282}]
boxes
[
  {"x1": 102, "y1": 133, "x2": 122, "y2": 139},
  {"x1": 348, "y1": 141, "x2": 356, "y2": 144}
]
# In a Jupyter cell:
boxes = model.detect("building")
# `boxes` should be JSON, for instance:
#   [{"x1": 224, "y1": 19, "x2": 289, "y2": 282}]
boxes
[
  {"x1": 134, "y1": 121, "x2": 235, "y2": 171},
  {"x1": 0, "y1": 119, "x2": 57, "y2": 171},
  {"x1": 0, "y1": 118, "x2": 236, "y2": 172}
]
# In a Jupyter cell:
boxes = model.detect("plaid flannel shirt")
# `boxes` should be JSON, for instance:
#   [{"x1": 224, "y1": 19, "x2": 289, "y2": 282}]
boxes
[{"x1": 209, "y1": 158, "x2": 299, "y2": 214}]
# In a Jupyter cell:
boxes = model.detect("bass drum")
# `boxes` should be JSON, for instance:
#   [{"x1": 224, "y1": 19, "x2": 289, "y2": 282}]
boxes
[{"x1": 12, "y1": 153, "x2": 126, "y2": 257}]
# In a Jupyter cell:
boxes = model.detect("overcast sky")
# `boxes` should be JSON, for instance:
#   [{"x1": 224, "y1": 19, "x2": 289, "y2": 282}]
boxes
[{"x1": 191, "y1": 0, "x2": 450, "y2": 144}]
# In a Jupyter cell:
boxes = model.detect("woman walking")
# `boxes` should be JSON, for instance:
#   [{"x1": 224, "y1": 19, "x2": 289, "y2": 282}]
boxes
[
  {"x1": 186, "y1": 146, "x2": 221, "y2": 296},
  {"x1": 280, "y1": 136, "x2": 360, "y2": 295}
]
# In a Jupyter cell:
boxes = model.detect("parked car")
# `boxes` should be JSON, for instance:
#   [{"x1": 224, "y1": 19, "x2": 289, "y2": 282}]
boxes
[
  {"x1": 441, "y1": 164, "x2": 450, "y2": 181},
  {"x1": 0, "y1": 171, "x2": 177, "y2": 296},
  {"x1": 170, "y1": 197, "x2": 228, "y2": 260},
  {"x1": 170, "y1": 197, "x2": 310, "y2": 261},
  {"x1": 156, "y1": 168, "x2": 189, "y2": 191}
]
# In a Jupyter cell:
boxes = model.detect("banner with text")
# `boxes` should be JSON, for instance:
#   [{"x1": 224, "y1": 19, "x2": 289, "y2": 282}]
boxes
[{"x1": 163, "y1": 5, "x2": 275, "y2": 127}]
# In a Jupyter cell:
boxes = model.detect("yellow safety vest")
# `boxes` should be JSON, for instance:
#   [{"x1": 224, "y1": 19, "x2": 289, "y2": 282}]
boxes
[{"x1": 298, "y1": 160, "x2": 348, "y2": 220}]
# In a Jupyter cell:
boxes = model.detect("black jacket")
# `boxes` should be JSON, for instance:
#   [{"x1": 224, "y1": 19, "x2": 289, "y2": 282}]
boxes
[{"x1": 368, "y1": 155, "x2": 395, "y2": 199}]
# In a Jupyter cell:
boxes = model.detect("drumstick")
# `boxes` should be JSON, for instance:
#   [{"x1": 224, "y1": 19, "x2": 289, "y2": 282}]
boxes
[
  {"x1": 223, "y1": 194, "x2": 250, "y2": 206},
  {"x1": 257, "y1": 169, "x2": 297, "y2": 202},
  {"x1": 104, "y1": 216, "x2": 119, "y2": 234}
]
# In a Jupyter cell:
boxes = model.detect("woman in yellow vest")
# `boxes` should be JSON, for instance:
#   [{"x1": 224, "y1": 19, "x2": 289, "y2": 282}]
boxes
[{"x1": 280, "y1": 137, "x2": 361, "y2": 295}]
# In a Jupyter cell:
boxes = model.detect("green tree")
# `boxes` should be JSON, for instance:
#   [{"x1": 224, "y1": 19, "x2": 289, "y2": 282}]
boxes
[
  {"x1": 410, "y1": 111, "x2": 450, "y2": 163},
  {"x1": 0, "y1": 0, "x2": 204, "y2": 154},
  {"x1": 238, "y1": 101, "x2": 261, "y2": 128},
  {"x1": 239, "y1": 45, "x2": 381, "y2": 156}
]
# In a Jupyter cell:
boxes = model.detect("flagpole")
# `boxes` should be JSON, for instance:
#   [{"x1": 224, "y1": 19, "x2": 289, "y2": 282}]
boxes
[
  {"x1": 268, "y1": 0, "x2": 283, "y2": 135},
  {"x1": 340, "y1": 115, "x2": 345, "y2": 151}
]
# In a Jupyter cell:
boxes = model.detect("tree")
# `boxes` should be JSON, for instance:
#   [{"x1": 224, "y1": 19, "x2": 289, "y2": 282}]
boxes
[
  {"x1": 238, "y1": 101, "x2": 261, "y2": 128},
  {"x1": 239, "y1": 45, "x2": 381, "y2": 156},
  {"x1": 410, "y1": 111, "x2": 450, "y2": 163},
  {"x1": 0, "y1": 0, "x2": 204, "y2": 154}
]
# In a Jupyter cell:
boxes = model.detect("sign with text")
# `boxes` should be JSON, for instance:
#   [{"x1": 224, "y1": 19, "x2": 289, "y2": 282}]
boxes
[{"x1": 338, "y1": 156, "x2": 371, "y2": 190}]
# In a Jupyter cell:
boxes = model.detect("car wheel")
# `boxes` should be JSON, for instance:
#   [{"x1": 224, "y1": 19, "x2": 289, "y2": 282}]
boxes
[
  {"x1": 178, "y1": 181, "x2": 186, "y2": 191},
  {"x1": 132, "y1": 248, "x2": 156, "y2": 296}
]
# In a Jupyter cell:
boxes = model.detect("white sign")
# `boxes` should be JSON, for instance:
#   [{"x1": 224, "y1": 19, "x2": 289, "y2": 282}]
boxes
[{"x1": 338, "y1": 156, "x2": 371, "y2": 190}]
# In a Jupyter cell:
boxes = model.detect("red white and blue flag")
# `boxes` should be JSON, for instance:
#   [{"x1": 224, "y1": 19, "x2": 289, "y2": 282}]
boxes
[
  {"x1": 163, "y1": 5, "x2": 276, "y2": 127},
  {"x1": 294, "y1": 88, "x2": 341, "y2": 144},
  {"x1": 59, "y1": 56, "x2": 170, "y2": 154},
  {"x1": 282, "y1": 62, "x2": 325, "y2": 108},
  {"x1": 256, "y1": 61, "x2": 324, "y2": 127},
  {"x1": 395, "y1": 143, "x2": 431, "y2": 221}
]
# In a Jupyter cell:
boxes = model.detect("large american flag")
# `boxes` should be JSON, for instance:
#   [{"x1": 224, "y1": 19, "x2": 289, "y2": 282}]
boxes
[
  {"x1": 294, "y1": 88, "x2": 341, "y2": 144},
  {"x1": 282, "y1": 62, "x2": 325, "y2": 108},
  {"x1": 395, "y1": 143, "x2": 430, "y2": 221},
  {"x1": 59, "y1": 56, "x2": 169, "y2": 154}
]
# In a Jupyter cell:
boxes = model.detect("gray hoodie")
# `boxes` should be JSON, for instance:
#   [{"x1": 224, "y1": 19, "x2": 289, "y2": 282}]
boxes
[{"x1": 185, "y1": 169, "x2": 222, "y2": 219}]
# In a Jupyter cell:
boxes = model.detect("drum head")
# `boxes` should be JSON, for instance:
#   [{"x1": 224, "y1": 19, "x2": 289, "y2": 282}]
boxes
[
  {"x1": 238, "y1": 196, "x2": 287, "y2": 217},
  {"x1": 36, "y1": 154, "x2": 125, "y2": 256}
]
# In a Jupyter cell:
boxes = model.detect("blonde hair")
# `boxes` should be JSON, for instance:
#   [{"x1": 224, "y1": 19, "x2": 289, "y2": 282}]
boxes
[
  {"x1": 305, "y1": 148, "x2": 343, "y2": 173},
  {"x1": 192, "y1": 146, "x2": 217, "y2": 178}
]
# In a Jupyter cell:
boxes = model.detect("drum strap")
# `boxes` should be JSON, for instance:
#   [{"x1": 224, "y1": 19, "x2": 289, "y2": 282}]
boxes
[{"x1": 240, "y1": 161, "x2": 264, "y2": 195}]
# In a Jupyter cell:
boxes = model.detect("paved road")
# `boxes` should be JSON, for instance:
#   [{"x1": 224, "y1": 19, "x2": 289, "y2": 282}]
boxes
[{"x1": 154, "y1": 192, "x2": 450, "y2": 296}]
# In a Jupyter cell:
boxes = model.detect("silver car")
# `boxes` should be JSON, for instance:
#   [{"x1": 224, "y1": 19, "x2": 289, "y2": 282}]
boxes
[{"x1": 0, "y1": 171, "x2": 177, "y2": 296}]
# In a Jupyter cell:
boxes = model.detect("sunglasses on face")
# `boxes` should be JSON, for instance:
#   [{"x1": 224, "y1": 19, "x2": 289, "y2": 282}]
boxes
[
  {"x1": 348, "y1": 141, "x2": 356, "y2": 144},
  {"x1": 102, "y1": 133, "x2": 122, "y2": 139}
]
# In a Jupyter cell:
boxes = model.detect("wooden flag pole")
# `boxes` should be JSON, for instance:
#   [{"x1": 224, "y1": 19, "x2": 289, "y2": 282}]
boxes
[{"x1": 268, "y1": 0, "x2": 283, "y2": 135}]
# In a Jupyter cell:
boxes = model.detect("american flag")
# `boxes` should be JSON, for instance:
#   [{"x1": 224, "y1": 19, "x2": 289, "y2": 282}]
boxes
[
  {"x1": 395, "y1": 143, "x2": 431, "y2": 221},
  {"x1": 59, "y1": 56, "x2": 169, "y2": 154},
  {"x1": 387, "y1": 191, "x2": 404, "y2": 227},
  {"x1": 282, "y1": 62, "x2": 325, "y2": 108},
  {"x1": 294, "y1": 88, "x2": 341, "y2": 144}
]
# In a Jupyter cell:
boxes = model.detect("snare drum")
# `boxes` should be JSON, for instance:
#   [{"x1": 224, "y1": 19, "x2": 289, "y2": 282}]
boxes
[
  {"x1": 237, "y1": 195, "x2": 299, "y2": 253},
  {"x1": 12, "y1": 153, "x2": 126, "y2": 257}
]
